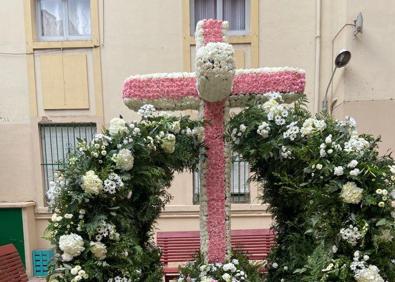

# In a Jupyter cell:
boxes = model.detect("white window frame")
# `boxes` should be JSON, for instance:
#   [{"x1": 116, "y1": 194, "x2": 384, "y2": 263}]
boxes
[
  {"x1": 36, "y1": 0, "x2": 91, "y2": 41},
  {"x1": 190, "y1": 0, "x2": 250, "y2": 36}
]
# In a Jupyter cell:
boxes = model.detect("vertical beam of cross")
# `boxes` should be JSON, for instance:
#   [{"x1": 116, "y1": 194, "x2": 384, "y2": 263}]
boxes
[{"x1": 196, "y1": 19, "x2": 231, "y2": 262}]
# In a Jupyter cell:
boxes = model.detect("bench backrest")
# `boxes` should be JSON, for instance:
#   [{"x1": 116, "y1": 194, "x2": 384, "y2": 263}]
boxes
[
  {"x1": 0, "y1": 244, "x2": 28, "y2": 282},
  {"x1": 157, "y1": 229, "x2": 275, "y2": 264}
]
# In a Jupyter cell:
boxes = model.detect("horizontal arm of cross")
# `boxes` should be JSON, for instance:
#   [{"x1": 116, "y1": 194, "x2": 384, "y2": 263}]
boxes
[{"x1": 122, "y1": 68, "x2": 305, "y2": 110}]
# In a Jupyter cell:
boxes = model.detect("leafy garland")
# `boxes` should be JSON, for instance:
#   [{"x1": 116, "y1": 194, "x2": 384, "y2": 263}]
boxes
[
  {"x1": 45, "y1": 106, "x2": 203, "y2": 282},
  {"x1": 227, "y1": 95, "x2": 395, "y2": 281}
]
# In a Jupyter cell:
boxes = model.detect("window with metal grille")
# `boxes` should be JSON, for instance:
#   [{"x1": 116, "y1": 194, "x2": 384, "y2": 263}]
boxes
[
  {"x1": 39, "y1": 123, "x2": 96, "y2": 201},
  {"x1": 193, "y1": 154, "x2": 250, "y2": 204},
  {"x1": 190, "y1": 0, "x2": 249, "y2": 35}
]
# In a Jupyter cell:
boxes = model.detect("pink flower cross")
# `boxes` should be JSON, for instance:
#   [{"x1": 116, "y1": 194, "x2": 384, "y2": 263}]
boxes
[{"x1": 122, "y1": 19, "x2": 305, "y2": 263}]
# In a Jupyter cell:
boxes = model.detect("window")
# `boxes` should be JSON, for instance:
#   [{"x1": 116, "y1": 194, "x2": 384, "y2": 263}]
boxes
[
  {"x1": 190, "y1": 0, "x2": 249, "y2": 35},
  {"x1": 193, "y1": 155, "x2": 250, "y2": 204},
  {"x1": 37, "y1": 0, "x2": 91, "y2": 41},
  {"x1": 39, "y1": 123, "x2": 96, "y2": 199}
]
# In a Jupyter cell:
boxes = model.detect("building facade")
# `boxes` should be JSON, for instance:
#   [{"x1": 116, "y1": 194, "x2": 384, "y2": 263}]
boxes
[{"x1": 0, "y1": 0, "x2": 395, "y2": 276}]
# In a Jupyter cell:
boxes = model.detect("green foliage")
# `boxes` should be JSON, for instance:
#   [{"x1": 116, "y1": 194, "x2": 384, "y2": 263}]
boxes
[
  {"x1": 46, "y1": 112, "x2": 202, "y2": 282},
  {"x1": 227, "y1": 96, "x2": 395, "y2": 281}
]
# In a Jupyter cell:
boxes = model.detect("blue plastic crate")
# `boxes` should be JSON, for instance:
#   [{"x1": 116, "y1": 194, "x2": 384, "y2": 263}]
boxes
[{"x1": 32, "y1": 249, "x2": 54, "y2": 277}]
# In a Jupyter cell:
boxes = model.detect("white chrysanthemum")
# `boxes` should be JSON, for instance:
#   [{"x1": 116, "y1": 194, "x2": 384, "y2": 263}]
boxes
[
  {"x1": 161, "y1": 134, "x2": 176, "y2": 154},
  {"x1": 355, "y1": 265, "x2": 384, "y2": 282},
  {"x1": 340, "y1": 182, "x2": 363, "y2": 204},
  {"x1": 81, "y1": 170, "x2": 103, "y2": 195},
  {"x1": 59, "y1": 233, "x2": 85, "y2": 261},
  {"x1": 109, "y1": 118, "x2": 128, "y2": 136},
  {"x1": 112, "y1": 149, "x2": 134, "y2": 171},
  {"x1": 90, "y1": 241, "x2": 107, "y2": 260}
]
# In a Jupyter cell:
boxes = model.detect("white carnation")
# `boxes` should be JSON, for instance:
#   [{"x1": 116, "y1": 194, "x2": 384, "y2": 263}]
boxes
[
  {"x1": 112, "y1": 149, "x2": 134, "y2": 171},
  {"x1": 108, "y1": 118, "x2": 127, "y2": 136},
  {"x1": 348, "y1": 160, "x2": 359, "y2": 168},
  {"x1": 334, "y1": 166, "x2": 344, "y2": 176},
  {"x1": 59, "y1": 233, "x2": 85, "y2": 261},
  {"x1": 350, "y1": 168, "x2": 361, "y2": 176},
  {"x1": 340, "y1": 182, "x2": 363, "y2": 204},
  {"x1": 81, "y1": 170, "x2": 103, "y2": 195},
  {"x1": 90, "y1": 241, "x2": 107, "y2": 260}
]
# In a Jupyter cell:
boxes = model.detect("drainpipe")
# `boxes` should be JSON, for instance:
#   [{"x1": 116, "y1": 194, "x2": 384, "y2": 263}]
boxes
[{"x1": 313, "y1": 0, "x2": 322, "y2": 113}]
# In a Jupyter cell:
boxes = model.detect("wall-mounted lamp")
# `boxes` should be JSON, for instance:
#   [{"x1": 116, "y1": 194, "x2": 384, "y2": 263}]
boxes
[
  {"x1": 322, "y1": 49, "x2": 352, "y2": 113},
  {"x1": 322, "y1": 12, "x2": 363, "y2": 114}
]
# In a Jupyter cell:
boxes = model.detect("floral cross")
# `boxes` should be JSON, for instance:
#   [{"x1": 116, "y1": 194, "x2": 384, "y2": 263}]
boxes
[{"x1": 122, "y1": 19, "x2": 305, "y2": 263}]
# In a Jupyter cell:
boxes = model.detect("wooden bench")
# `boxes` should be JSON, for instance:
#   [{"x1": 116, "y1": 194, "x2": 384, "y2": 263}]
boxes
[
  {"x1": 157, "y1": 229, "x2": 275, "y2": 282},
  {"x1": 0, "y1": 244, "x2": 29, "y2": 282}
]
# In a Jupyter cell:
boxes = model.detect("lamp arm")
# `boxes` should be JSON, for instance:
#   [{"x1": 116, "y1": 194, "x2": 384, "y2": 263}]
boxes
[{"x1": 322, "y1": 67, "x2": 338, "y2": 113}]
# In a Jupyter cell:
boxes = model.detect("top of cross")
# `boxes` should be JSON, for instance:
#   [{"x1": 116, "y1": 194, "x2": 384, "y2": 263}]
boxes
[{"x1": 122, "y1": 19, "x2": 305, "y2": 110}]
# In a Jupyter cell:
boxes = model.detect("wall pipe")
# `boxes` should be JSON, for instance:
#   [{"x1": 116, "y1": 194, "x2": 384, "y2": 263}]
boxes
[{"x1": 313, "y1": 0, "x2": 322, "y2": 113}]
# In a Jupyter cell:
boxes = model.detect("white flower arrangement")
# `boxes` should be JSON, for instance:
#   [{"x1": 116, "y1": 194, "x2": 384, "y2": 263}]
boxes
[
  {"x1": 196, "y1": 42, "x2": 235, "y2": 102},
  {"x1": 109, "y1": 118, "x2": 128, "y2": 136},
  {"x1": 70, "y1": 265, "x2": 89, "y2": 281},
  {"x1": 161, "y1": 133, "x2": 176, "y2": 154},
  {"x1": 107, "y1": 277, "x2": 132, "y2": 282},
  {"x1": 340, "y1": 182, "x2": 363, "y2": 204},
  {"x1": 280, "y1": 146, "x2": 292, "y2": 159},
  {"x1": 112, "y1": 149, "x2": 134, "y2": 171},
  {"x1": 81, "y1": 170, "x2": 103, "y2": 195},
  {"x1": 103, "y1": 173, "x2": 124, "y2": 194},
  {"x1": 137, "y1": 104, "x2": 156, "y2": 118},
  {"x1": 59, "y1": 233, "x2": 85, "y2": 262},
  {"x1": 300, "y1": 117, "x2": 326, "y2": 136},
  {"x1": 47, "y1": 171, "x2": 65, "y2": 207},
  {"x1": 95, "y1": 221, "x2": 119, "y2": 241},
  {"x1": 340, "y1": 225, "x2": 362, "y2": 246},
  {"x1": 283, "y1": 121, "x2": 300, "y2": 140},
  {"x1": 351, "y1": 252, "x2": 384, "y2": 282},
  {"x1": 90, "y1": 241, "x2": 107, "y2": 260},
  {"x1": 334, "y1": 166, "x2": 344, "y2": 176},
  {"x1": 257, "y1": 122, "x2": 271, "y2": 138},
  {"x1": 344, "y1": 135, "x2": 370, "y2": 154},
  {"x1": 179, "y1": 260, "x2": 248, "y2": 282}
]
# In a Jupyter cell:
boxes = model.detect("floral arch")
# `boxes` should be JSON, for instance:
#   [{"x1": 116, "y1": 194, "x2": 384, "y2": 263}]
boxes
[
  {"x1": 227, "y1": 96, "x2": 395, "y2": 281},
  {"x1": 46, "y1": 110, "x2": 203, "y2": 282}
]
